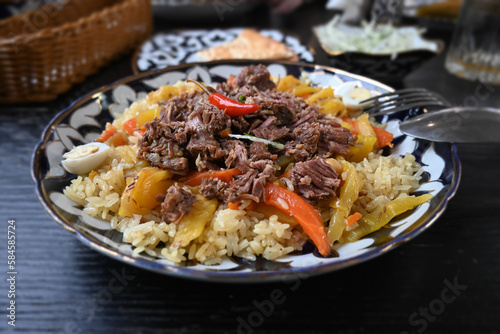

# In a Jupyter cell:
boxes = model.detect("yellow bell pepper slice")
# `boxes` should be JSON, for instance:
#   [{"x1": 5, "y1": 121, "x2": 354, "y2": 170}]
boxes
[
  {"x1": 342, "y1": 194, "x2": 433, "y2": 243},
  {"x1": 327, "y1": 159, "x2": 363, "y2": 244},
  {"x1": 146, "y1": 85, "x2": 180, "y2": 105},
  {"x1": 173, "y1": 196, "x2": 218, "y2": 247},
  {"x1": 276, "y1": 75, "x2": 320, "y2": 97},
  {"x1": 136, "y1": 106, "x2": 161, "y2": 128},
  {"x1": 348, "y1": 134, "x2": 377, "y2": 163},
  {"x1": 346, "y1": 113, "x2": 378, "y2": 162},
  {"x1": 118, "y1": 167, "x2": 173, "y2": 217},
  {"x1": 306, "y1": 87, "x2": 346, "y2": 116}
]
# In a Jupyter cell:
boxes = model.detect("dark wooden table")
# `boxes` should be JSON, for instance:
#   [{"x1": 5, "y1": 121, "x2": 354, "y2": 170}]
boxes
[{"x1": 1, "y1": 2, "x2": 499, "y2": 333}]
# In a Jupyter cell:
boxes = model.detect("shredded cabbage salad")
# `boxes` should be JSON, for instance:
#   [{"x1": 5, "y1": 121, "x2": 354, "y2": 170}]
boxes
[{"x1": 315, "y1": 15, "x2": 438, "y2": 57}]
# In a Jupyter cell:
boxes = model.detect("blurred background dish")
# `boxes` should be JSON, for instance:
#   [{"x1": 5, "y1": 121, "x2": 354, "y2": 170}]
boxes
[
  {"x1": 0, "y1": 0, "x2": 51, "y2": 19},
  {"x1": 404, "y1": 0, "x2": 462, "y2": 20},
  {"x1": 133, "y1": 28, "x2": 314, "y2": 73},
  {"x1": 313, "y1": 16, "x2": 444, "y2": 84},
  {"x1": 402, "y1": 0, "x2": 461, "y2": 30},
  {"x1": 150, "y1": 0, "x2": 261, "y2": 22}
]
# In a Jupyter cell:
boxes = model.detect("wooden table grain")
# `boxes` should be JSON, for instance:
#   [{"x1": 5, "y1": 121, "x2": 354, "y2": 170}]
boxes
[{"x1": 1, "y1": 2, "x2": 499, "y2": 333}]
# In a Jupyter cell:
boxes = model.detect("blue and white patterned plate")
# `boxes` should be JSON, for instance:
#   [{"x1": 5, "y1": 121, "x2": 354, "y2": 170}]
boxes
[
  {"x1": 32, "y1": 61, "x2": 461, "y2": 282},
  {"x1": 132, "y1": 29, "x2": 314, "y2": 73}
]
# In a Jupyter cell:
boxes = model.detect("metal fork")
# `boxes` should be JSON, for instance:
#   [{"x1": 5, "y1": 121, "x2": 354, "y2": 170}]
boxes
[{"x1": 360, "y1": 88, "x2": 452, "y2": 117}]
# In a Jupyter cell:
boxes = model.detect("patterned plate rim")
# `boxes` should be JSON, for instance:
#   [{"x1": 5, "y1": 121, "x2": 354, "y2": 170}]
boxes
[{"x1": 131, "y1": 28, "x2": 315, "y2": 74}]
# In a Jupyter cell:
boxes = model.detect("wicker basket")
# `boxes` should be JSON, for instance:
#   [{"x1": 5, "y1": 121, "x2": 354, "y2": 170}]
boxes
[{"x1": 0, "y1": 0, "x2": 152, "y2": 103}]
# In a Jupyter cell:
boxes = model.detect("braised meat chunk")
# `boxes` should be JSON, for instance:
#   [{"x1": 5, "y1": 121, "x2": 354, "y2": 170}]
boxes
[
  {"x1": 233, "y1": 64, "x2": 276, "y2": 91},
  {"x1": 160, "y1": 184, "x2": 197, "y2": 223},
  {"x1": 290, "y1": 158, "x2": 341, "y2": 201}
]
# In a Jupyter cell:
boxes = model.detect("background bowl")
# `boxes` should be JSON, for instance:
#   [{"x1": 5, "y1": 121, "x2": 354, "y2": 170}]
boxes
[{"x1": 313, "y1": 25, "x2": 444, "y2": 83}]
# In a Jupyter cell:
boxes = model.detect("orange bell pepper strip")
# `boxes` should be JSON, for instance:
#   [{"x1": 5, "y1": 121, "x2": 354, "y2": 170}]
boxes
[
  {"x1": 264, "y1": 183, "x2": 331, "y2": 257},
  {"x1": 179, "y1": 168, "x2": 242, "y2": 187}
]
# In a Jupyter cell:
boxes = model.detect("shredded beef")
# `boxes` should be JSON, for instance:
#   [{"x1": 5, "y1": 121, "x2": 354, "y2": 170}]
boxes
[
  {"x1": 251, "y1": 116, "x2": 289, "y2": 141},
  {"x1": 249, "y1": 90, "x2": 300, "y2": 125},
  {"x1": 223, "y1": 140, "x2": 250, "y2": 172},
  {"x1": 248, "y1": 142, "x2": 275, "y2": 161},
  {"x1": 231, "y1": 116, "x2": 250, "y2": 133},
  {"x1": 225, "y1": 161, "x2": 275, "y2": 203},
  {"x1": 317, "y1": 120, "x2": 357, "y2": 156},
  {"x1": 284, "y1": 141, "x2": 309, "y2": 162},
  {"x1": 137, "y1": 118, "x2": 189, "y2": 172},
  {"x1": 186, "y1": 130, "x2": 225, "y2": 162},
  {"x1": 290, "y1": 158, "x2": 341, "y2": 201},
  {"x1": 292, "y1": 122, "x2": 319, "y2": 154},
  {"x1": 233, "y1": 64, "x2": 276, "y2": 91},
  {"x1": 200, "y1": 178, "x2": 228, "y2": 201},
  {"x1": 137, "y1": 65, "x2": 358, "y2": 205},
  {"x1": 227, "y1": 169, "x2": 259, "y2": 202},
  {"x1": 159, "y1": 91, "x2": 204, "y2": 123},
  {"x1": 161, "y1": 184, "x2": 197, "y2": 223}
]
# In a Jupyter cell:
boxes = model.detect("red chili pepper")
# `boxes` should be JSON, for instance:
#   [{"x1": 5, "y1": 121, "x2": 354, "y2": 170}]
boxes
[{"x1": 188, "y1": 79, "x2": 260, "y2": 117}]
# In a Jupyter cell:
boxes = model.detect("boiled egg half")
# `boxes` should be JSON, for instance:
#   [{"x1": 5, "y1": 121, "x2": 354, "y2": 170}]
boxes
[
  {"x1": 61, "y1": 142, "x2": 110, "y2": 175},
  {"x1": 335, "y1": 81, "x2": 373, "y2": 110}
]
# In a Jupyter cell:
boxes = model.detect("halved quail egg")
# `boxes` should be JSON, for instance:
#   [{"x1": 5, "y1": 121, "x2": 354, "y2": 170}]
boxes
[
  {"x1": 61, "y1": 142, "x2": 110, "y2": 175},
  {"x1": 335, "y1": 81, "x2": 373, "y2": 110}
]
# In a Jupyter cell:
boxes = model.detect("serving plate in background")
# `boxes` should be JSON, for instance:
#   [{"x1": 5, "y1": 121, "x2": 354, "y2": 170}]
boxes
[
  {"x1": 32, "y1": 60, "x2": 460, "y2": 282},
  {"x1": 132, "y1": 28, "x2": 314, "y2": 73}
]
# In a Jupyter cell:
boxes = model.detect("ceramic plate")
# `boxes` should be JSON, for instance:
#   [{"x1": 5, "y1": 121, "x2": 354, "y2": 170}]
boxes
[
  {"x1": 32, "y1": 60, "x2": 460, "y2": 282},
  {"x1": 132, "y1": 29, "x2": 314, "y2": 73}
]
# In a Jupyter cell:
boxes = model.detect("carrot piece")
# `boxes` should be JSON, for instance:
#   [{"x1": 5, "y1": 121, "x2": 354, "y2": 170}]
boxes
[
  {"x1": 227, "y1": 202, "x2": 240, "y2": 210},
  {"x1": 372, "y1": 126, "x2": 394, "y2": 148},
  {"x1": 346, "y1": 212, "x2": 362, "y2": 226},
  {"x1": 264, "y1": 183, "x2": 331, "y2": 257},
  {"x1": 123, "y1": 117, "x2": 137, "y2": 136},
  {"x1": 179, "y1": 168, "x2": 242, "y2": 187},
  {"x1": 227, "y1": 75, "x2": 235, "y2": 86},
  {"x1": 95, "y1": 123, "x2": 117, "y2": 143}
]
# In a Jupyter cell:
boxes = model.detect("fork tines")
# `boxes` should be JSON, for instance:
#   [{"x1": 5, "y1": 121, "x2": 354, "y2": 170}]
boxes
[{"x1": 361, "y1": 88, "x2": 450, "y2": 117}]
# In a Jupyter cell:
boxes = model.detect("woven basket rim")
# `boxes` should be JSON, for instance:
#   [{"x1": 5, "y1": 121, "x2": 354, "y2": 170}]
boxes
[{"x1": 0, "y1": 0, "x2": 140, "y2": 46}]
